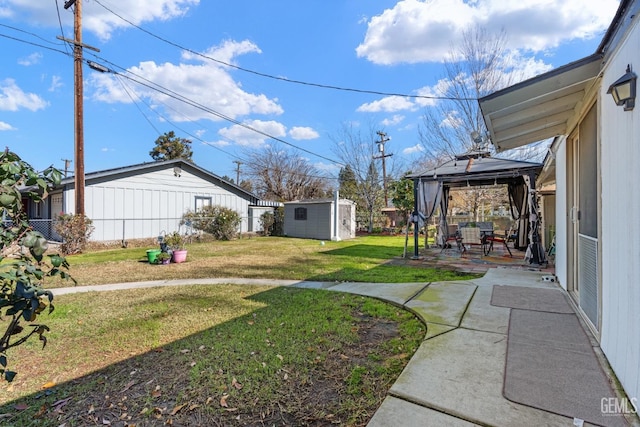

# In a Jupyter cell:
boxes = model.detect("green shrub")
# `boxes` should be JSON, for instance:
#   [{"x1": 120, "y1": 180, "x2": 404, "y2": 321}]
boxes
[
  {"x1": 259, "y1": 207, "x2": 284, "y2": 236},
  {"x1": 0, "y1": 149, "x2": 74, "y2": 382},
  {"x1": 259, "y1": 211, "x2": 275, "y2": 236},
  {"x1": 183, "y1": 205, "x2": 241, "y2": 241},
  {"x1": 54, "y1": 214, "x2": 94, "y2": 255}
]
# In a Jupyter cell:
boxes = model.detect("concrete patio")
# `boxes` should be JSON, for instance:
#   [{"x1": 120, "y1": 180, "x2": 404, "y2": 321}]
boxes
[{"x1": 296, "y1": 268, "x2": 638, "y2": 427}]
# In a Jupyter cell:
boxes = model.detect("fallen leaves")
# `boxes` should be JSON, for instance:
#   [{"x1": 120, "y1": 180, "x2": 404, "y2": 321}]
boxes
[
  {"x1": 151, "y1": 385, "x2": 161, "y2": 398},
  {"x1": 231, "y1": 377, "x2": 243, "y2": 390},
  {"x1": 219, "y1": 394, "x2": 229, "y2": 408},
  {"x1": 170, "y1": 402, "x2": 187, "y2": 415}
]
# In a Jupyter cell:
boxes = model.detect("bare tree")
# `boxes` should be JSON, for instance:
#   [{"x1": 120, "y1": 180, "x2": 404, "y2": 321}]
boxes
[
  {"x1": 418, "y1": 26, "x2": 548, "y2": 161},
  {"x1": 418, "y1": 26, "x2": 513, "y2": 159},
  {"x1": 244, "y1": 144, "x2": 329, "y2": 202},
  {"x1": 416, "y1": 26, "x2": 545, "y2": 220},
  {"x1": 330, "y1": 122, "x2": 401, "y2": 232}
]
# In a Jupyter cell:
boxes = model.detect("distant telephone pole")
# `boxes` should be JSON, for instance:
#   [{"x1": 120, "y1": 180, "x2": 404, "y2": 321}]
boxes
[
  {"x1": 233, "y1": 160, "x2": 243, "y2": 184},
  {"x1": 61, "y1": 159, "x2": 72, "y2": 177},
  {"x1": 374, "y1": 131, "x2": 393, "y2": 207}
]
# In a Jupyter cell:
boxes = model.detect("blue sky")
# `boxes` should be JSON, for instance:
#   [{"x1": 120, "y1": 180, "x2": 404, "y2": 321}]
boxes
[{"x1": 1, "y1": 0, "x2": 619, "y2": 180}]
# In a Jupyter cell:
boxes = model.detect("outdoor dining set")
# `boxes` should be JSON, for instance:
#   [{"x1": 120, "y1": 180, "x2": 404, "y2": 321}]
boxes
[{"x1": 441, "y1": 221, "x2": 514, "y2": 257}]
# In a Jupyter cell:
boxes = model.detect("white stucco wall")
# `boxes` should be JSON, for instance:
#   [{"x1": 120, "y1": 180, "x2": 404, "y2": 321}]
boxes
[{"x1": 599, "y1": 14, "x2": 640, "y2": 402}]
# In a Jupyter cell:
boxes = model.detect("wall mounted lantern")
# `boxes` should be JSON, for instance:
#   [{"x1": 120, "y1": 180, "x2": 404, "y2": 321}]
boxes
[{"x1": 607, "y1": 64, "x2": 636, "y2": 111}]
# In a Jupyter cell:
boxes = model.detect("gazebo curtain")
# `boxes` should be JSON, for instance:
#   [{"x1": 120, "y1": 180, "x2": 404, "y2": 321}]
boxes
[
  {"x1": 508, "y1": 181, "x2": 529, "y2": 250},
  {"x1": 416, "y1": 179, "x2": 443, "y2": 249},
  {"x1": 438, "y1": 187, "x2": 450, "y2": 246},
  {"x1": 417, "y1": 179, "x2": 442, "y2": 220}
]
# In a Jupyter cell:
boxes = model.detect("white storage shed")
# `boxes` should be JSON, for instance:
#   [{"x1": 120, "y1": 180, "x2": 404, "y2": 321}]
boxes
[{"x1": 284, "y1": 198, "x2": 356, "y2": 241}]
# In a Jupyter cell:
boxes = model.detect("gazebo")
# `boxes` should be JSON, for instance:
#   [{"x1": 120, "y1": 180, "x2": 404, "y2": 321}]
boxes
[{"x1": 407, "y1": 149, "x2": 546, "y2": 264}]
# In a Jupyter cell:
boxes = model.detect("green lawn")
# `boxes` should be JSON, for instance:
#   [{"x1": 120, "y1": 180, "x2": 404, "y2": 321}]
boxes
[{"x1": 0, "y1": 235, "x2": 475, "y2": 426}]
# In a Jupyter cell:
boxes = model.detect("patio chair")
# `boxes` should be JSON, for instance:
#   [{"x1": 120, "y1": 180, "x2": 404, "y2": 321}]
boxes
[
  {"x1": 440, "y1": 224, "x2": 463, "y2": 253},
  {"x1": 483, "y1": 233, "x2": 513, "y2": 257},
  {"x1": 460, "y1": 226, "x2": 482, "y2": 251}
]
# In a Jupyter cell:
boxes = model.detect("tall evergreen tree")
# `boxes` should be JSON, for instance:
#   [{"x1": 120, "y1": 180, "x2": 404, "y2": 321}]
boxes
[
  {"x1": 150, "y1": 131, "x2": 193, "y2": 162},
  {"x1": 338, "y1": 165, "x2": 358, "y2": 201}
]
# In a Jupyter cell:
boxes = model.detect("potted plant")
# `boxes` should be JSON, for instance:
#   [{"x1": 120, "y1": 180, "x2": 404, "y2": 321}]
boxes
[
  {"x1": 156, "y1": 251, "x2": 172, "y2": 265},
  {"x1": 165, "y1": 231, "x2": 187, "y2": 263},
  {"x1": 146, "y1": 248, "x2": 162, "y2": 264}
]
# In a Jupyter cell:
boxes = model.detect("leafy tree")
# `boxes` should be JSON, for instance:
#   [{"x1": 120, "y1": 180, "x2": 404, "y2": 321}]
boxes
[
  {"x1": 338, "y1": 165, "x2": 358, "y2": 201},
  {"x1": 390, "y1": 174, "x2": 416, "y2": 257},
  {"x1": 0, "y1": 149, "x2": 74, "y2": 382},
  {"x1": 149, "y1": 131, "x2": 193, "y2": 162},
  {"x1": 389, "y1": 175, "x2": 415, "y2": 221}
]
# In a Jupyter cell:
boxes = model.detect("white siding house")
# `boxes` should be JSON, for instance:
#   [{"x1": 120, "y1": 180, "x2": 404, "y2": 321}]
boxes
[
  {"x1": 284, "y1": 198, "x2": 356, "y2": 241},
  {"x1": 49, "y1": 159, "x2": 260, "y2": 242},
  {"x1": 479, "y1": 0, "x2": 640, "y2": 404}
]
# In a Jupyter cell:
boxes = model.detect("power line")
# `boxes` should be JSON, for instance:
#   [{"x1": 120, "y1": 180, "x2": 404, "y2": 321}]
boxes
[
  {"x1": 0, "y1": 25, "x2": 342, "y2": 169},
  {"x1": 88, "y1": 53, "x2": 344, "y2": 166},
  {"x1": 92, "y1": 0, "x2": 477, "y2": 102},
  {"x1": 54, "y1": 0, "x2": 70, "y2": 55}
]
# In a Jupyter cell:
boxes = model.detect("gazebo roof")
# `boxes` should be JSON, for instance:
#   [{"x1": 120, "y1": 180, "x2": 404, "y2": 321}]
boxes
[{"x1": 407, "y1": 152, "x2": 543, "y2": 188}]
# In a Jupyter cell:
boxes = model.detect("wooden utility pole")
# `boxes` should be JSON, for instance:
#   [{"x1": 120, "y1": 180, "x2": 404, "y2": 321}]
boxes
[
  {"x1": 374, "y1": 131, "x2": 392, "y2": 207},
  {"x1": 71, "y1": 0, "x2": 85, "y2": 216},
  {"x1": 233, "y1": 160, "x2": 242, "y2": 184},
  {"x1": 60, "y1": 0, "x2": 99, "y2": 217}
]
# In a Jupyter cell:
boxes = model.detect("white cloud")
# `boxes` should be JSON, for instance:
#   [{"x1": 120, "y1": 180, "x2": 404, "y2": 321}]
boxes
[
  {"x1": 90, "y1": 40, "x2": 282, "y2": 122},
  {"x1": 18, "y1": 52, "x2": 42, "y2": 66},
  {"x1": 0, "y1": 0, "x2": 199, "y2": 41},
  {"x1": 218, "y1": 120, "x2": 287, "y2": 148},
  {"x1": 357, "y1": 95, "x2": 416, "y2": 113},
  {"x1": 0, "y1": 79, "x2": 48, "y2": 111},
  {"x1": 49, "y1": 75, "x2": 63, "y2": 92},
  {"x1": 403, "y1": 144, "x2": 424, "y2": 155},
  {"x1": 441, "y1": 110, "x2": 463, "y2": 129},
  {"x1": 356, "y1": 0, "x2": 618, "y2": 65},
  {"x1": 0, "y1": 121, "x2": 16, "y2": 131},
  {"x1": 381, "y1": 114, "x2": 405, "y2": 126},
  {"x1": 289, "y1": 126, "x2": 319, "y2": 140}
]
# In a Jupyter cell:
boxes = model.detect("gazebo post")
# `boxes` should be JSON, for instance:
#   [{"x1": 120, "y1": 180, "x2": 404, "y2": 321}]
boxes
[{"x1": 411, "y1": 179, "x2": 421, "y2": 259}]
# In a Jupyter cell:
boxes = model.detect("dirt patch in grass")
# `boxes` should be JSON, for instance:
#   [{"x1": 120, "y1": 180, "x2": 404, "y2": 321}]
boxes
[
  {"x1": 11, "y1": 314, "x2": 408, "y2": 426},
  {"x1": 0, "y1": 287, "x2": 423, "y2": 426}
]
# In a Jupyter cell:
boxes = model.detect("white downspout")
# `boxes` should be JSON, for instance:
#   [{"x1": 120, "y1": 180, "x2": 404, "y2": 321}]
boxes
[{"x1": 332, "y1": 189, "x2": 341, "y2": 241}]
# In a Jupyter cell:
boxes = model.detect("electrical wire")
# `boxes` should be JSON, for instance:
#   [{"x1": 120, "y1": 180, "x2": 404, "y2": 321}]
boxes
[
  {"x1": 113, "y1": 74, "x2": 244, "y2": 161},
  {"x1": 54, "y1": 0, "x2": 70, "y2": 55},
  {"x1": 92, "y1": 0, "x2": 477, "y2": 102},
  {"x1": 88, "y1": 52, "x2": 345, "y2": 166},
  {"x1": 112, "y1": 70, "x2": 343, "y2": 182},
  {"x1": 0, "y1": 28, "x2": 344, "y2": 169}
]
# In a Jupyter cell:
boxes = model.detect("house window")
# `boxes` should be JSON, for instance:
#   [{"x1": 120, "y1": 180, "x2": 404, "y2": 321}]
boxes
[
  {"x1": 195, "y1": 196, "x2": 212, "y2": 211},
  {"x1": 294, "y1": 207, "x2": 307, "y2": 220}
]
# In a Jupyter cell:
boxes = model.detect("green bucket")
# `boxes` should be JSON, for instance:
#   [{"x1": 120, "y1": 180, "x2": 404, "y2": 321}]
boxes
[{"x1": 146, "y1": 249, "x2": 161, "y2": 264}]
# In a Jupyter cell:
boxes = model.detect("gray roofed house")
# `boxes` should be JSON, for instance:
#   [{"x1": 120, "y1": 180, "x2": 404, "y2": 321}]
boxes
[{"x1": 25, "y1": 159, "x2": 269, "y2": 242}]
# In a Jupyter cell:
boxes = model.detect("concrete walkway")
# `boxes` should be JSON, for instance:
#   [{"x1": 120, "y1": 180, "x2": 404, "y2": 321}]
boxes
[{"x1": 52, "y1": 269, "x2": 639, "y2": 427}]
